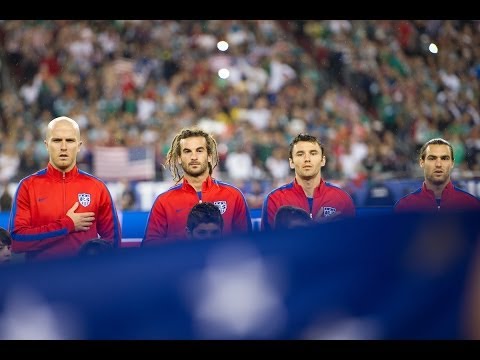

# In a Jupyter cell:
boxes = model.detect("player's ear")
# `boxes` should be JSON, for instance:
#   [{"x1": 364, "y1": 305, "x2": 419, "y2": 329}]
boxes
[
  {"x1": 289, "y1": 158, "x2": 294, "y2": 169},
  {"x1": 185, "y1": 226, "x2": 192, "y2": 239}
]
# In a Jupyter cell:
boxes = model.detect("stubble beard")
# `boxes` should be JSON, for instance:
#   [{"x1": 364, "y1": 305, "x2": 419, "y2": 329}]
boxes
[
  {"x1": 427, "y1": 172, "x2": 450, "y2": 187},
  {"x1": 298, "y1": 168, "x2": 319, "y2": 181},
  {"x1": 183, "y1": 162, "x2": 209, "y2": 178}
]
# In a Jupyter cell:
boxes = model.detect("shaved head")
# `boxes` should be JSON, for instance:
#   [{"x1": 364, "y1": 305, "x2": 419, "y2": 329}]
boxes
[
  {"x1": 44, "y1": 116, "x2": 82, "y2": 172},
  {"x1": 46, "y1": 116, "x2": 80, "y2": 141}
]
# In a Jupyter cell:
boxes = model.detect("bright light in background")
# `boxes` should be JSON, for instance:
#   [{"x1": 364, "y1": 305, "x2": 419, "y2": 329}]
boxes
[
  {"x1": 218, "y1": 68, "x2": 230, "y2": 79},
  {"x1": 429, "y1": 43, "x2": 438, "y2": 54},
  {"x1": 217, "y1": 41, "x2": 229, "y2": 52}
]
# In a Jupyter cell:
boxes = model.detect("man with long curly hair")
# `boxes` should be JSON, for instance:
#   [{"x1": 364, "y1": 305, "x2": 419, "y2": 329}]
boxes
[{"x1": 142, "y1": 128, "x2": 252, "y2": 246}]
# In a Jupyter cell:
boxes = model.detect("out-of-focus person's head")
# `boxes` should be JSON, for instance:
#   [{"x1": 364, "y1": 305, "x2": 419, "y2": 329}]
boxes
[
  {"x1": 78, "y1": 238, "x2": 113, "y2": 257},
  {"x1": 274, "y1": 205, "x2": 312, "y2": 230},
  {"x1": 186, "y1": 202, "x2": 224, "y2": 240},
  {"x1": 165, "y1": 128, "x2": 219, "y2": 182},
  {"x1": 44, "y1": 116, "x2": 82, "y2": 172},
  {"x1": 289, "y1": 133, "x2": 326, "y2": 181},
  {"x1": 419, "y1": 138, "x2": 454, "y2": 186},
  {"x1": 0, "y1": 227, "x2": 12, "y2": 264}
]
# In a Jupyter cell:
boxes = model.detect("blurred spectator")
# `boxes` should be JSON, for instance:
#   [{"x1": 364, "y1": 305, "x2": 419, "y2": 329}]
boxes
[
  {"x1": 118, "y1": 179, "x2": 137, "y2": 210},
  {"x1": 0, "y1": 140, "x2": 20, "y2": 183},
  {"x1": 0, "y1": 227, "x2": 12, "y2": 264},
  {"x1": 245, "y1": 180, "x2": 265, "y2": 209},
  {"x1": 265, "y1": 147, "x2": 291, "y2": 182},
  {"x1": 225, "y1": 142, "x2": 253, "y2": 182},
  {"x1": 0, "y1": 182, "x2": 13, "y2": 212}
]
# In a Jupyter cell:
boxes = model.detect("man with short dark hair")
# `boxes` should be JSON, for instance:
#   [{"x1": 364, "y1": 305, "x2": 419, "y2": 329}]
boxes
[
  {"x1": 261, "y1": 133, "x2": 355, "y2": 231},
  {"x1": 395, "y1": 138, "x2": 480, "y2": 212}
]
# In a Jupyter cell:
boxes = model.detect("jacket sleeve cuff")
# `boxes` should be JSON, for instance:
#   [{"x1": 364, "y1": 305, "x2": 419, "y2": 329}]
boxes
[{"x1": 63, "y1": 217, "x2": 76, "y2": 233}]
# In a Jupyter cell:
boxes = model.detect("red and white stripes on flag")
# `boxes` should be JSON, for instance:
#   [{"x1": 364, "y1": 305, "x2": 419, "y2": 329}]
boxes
[{"x1": 93, "y1": 146, "x2": 155, "y2": 181}]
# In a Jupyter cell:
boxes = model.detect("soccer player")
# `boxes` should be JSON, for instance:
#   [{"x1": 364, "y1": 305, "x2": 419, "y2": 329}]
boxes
[
  {"x1": 9, "y1": 116, "x2": 122, "y2": 261},
  {"x1": 394, "y1": 138, "x2": 480, "y2": 213},
  {"x1": 261, "y1": 133, "x2": 355, "y2": 231},
  {"x1": 142, "y1": 128, "x2": 251, "y2": 245}
]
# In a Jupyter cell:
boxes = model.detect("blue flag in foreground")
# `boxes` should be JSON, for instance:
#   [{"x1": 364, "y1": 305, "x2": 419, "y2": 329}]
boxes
[{"x1": 0, "y1": 211, "x2": 479, "y2": 339}]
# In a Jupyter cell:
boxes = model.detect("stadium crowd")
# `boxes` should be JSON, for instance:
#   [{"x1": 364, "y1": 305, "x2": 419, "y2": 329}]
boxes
[{"x1": 0, "y1": 20, "x2": 479, "y2": 210}]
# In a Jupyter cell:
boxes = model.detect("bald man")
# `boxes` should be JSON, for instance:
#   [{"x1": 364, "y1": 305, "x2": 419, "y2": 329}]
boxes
[{"x1": 9, "y1": 116, "x2": 122, "y2": 261}]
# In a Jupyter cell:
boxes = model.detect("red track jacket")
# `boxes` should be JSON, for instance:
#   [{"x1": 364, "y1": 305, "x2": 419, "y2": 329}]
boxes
[
  {"x1": 394, "y1": 181, "x2": 480, "y2": 213},
  {"x1": 261, "y1": 178, "x2": 356, "y2": 231},
  {"x1": 9, "y1": 163, "x2": 122, "y2": 261},
  {"x1": 142, "y1": 176, "x2": 252, "y2": 246}
]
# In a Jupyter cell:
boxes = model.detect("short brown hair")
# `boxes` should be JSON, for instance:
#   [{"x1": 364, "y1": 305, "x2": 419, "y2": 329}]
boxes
[
  {"x1": 289, "y1": 133, "x2": 325, "y2": 159},
  {"x1": 419, "y1": 138, "x2": 454, "y2": 161}
]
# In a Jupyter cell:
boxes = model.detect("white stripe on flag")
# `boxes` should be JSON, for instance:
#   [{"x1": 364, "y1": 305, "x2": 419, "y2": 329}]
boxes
[{"x1": 93, "y1": 146, "x2": 155, "y2": 181}]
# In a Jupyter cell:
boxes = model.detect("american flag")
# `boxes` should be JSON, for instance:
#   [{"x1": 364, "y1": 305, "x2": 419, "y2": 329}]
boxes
[{"x1": 93, "y1": 146, "x2": 155, "y2": 181}]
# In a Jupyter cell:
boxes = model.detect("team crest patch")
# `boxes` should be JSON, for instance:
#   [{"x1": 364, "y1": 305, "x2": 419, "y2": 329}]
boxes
[
  {"x1": 214, "y1": 201, "x2": 227, "y2": 214},
  {"x1": 78, "y1": 193, "x2": 91, "y2": 207},
  {"x1": 323, "y1": 207, "x2": 337, "y2": 217}
]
